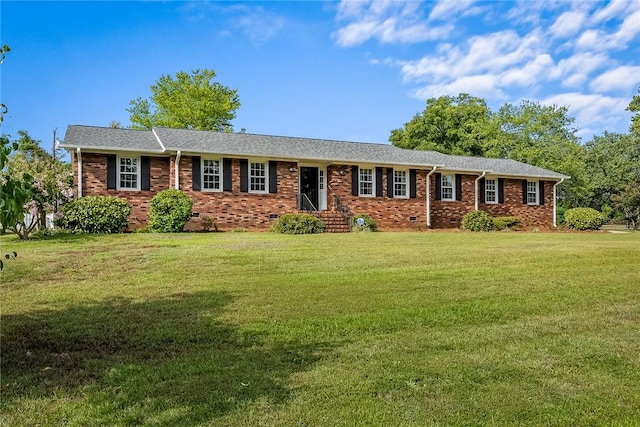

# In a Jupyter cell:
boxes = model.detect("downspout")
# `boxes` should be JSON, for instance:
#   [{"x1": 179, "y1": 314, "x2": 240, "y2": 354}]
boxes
[
  {"x1": 553, "y1": 178, "x2": 565, "y2": 228},
  {"x1": 474, "y1": 171, "x2": 487, "y2": 211},
  {"x1": 174, "y1": 151, "x2": 181, "y2": 190},
  {"x1": 76, "y1": 147, "x2": 82, "y2": 198},
  {"x1": 426, "y1": 166, "x2": 438, "y2": 227}
]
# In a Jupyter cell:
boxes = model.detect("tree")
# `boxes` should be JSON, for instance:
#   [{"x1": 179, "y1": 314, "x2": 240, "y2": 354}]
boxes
[
  {"x1": 627, "y1": 85, "x2": 640, "y2": 136},
  {"x1": 4, "y1": 131, "x2": 73, "y2": 238},
  {"x1": 0, "y1": 45, "x2": 34, "y2": 242},
  {"x1": 128, "y1": 69, "x2": 240, "y2": 132},
  {"x1": 390, "y1": 93, "x2": 498, "y2": 156},
  {"x1": 583, "y1": 132, "x2": 637, "y2": 217},
  {"x1": 390, "y1": 95, "x2": 587, "y2": 208}
]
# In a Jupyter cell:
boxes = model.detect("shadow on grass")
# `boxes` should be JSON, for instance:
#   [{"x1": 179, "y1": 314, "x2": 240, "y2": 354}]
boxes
[{"x1": 1, "y1": 291, "x2": 338, "y2": 425}]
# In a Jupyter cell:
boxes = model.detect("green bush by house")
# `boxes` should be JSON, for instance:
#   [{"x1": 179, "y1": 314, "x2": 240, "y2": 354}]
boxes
[
  {"x1": 55, "y1": 196, "x2": 131, "y2": 233},
  {"x1": 148, "y1": 189, "x2": 193, "y2": 233},
  {"x1": 493, "y1": 216, "x2": 521, "y2": 230},
  {"x1": 270, "y1": 213, "x2": 325, "y2": 234},
  {"x1": 564, "y1": 207, "x2": 604, "y2": 230},
  {"x1": 350, "y1": 214, "x2": 377, "y2": 232},
  {"x1": 461, "y1": 210, "x2": 494, "y2": 231}
]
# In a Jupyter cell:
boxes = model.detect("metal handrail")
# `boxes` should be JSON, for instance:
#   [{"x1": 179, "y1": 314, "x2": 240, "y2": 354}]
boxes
[
  {"x1": 297, "y1": 193, "x2": 318, "y2": 212},
  {"x1": 334, "y1": 195, "x2": 353, "y2": 223}
]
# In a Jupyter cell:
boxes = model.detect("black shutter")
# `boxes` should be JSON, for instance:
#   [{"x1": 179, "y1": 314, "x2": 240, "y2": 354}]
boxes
[
  {"x1": 479, "y1": 177, "x2": 485, "y2": 204},
  {"x1": 455, "y1": 174, "x2": 463, "y2": 201},
  {"x1": 141, "y1": 156, "x2": 150, "y2": 191},
  {"x1": 107, "y1": 154, "x2": 117, "y2": 190},
  {"x1": 387, "y1": 168, "x2": 394, "y2": 198},
  {"x1": 269, "y1": 161, "x2": 278, "y2": 194},
  {"x1": 192, "y1": 156, "x2": 201, "y2": 191},
  {"x1": 375, "y1": 167, "x2": 383, "y2": 197},
  {"x1": 223, "y1": 158, "x2": 232, "y2": 192},
  {"x1": 522, "y1": 180, "x2": 528, "y2": 204},
  {"x1": 539, "y1": 180, "x2": 545, "y2": 205},
  {"x1": 409, "y1": 169, "x2": 417, "y2": 199},
  {"x1": 240, "y1": 159, "x2": 248, "y2": 192},
  {"x1": 352, "y1": 166, "x2": 359, "y2": 196},
  {"x1": 435, "y1": 173, "x2": 442, "y2": 200},
  {"x1": 498, "y1": 178, "x2": 505, "y2": 204}
]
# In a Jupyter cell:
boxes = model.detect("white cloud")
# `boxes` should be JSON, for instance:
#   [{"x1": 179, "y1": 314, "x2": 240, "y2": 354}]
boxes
[
  {"x1": 333, "y1": 0, "x2": 455, "y2": 47},
  {"x1": 428, "y1": 0, "x2": 479, "y2": 21},
  {"x1": 413, "y1": 75, "x2": 505, "y2": 100},
  {"x1": 549, "y1": 11, "x2": 587, "y2": 39},
  {"x1": 547, "y1": 52, "x2": 609, "y2": 88},
  {"x1": 577, "y1": 9, "x2": 640, "y2": 51},
  {"x1": 590, "y1": 66, "x2": 640, "y2": 93},
  {"x1": 591, "y1": 0, "x2": 636, "y2": 23},
  {"x1": 541, "y1": 92, "x2": 630, "y2": 135},
  {"x1": 233, "y1": 6, "x2": 286, "y2": 43}
]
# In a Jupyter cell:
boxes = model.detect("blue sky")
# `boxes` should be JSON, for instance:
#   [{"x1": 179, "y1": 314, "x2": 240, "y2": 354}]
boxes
[{"x1": 2, "y1": 0, "x2": 639, "y2": 153}]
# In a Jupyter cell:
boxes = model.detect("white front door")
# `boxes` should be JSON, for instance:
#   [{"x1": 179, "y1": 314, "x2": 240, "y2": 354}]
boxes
[{"x1": 318, "y1": 167, "x2": 327, "y2": 210}]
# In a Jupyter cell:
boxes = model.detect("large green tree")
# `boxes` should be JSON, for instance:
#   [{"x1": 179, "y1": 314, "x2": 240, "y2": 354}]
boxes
[
  {"x1": 128, "y1": 69, "x2": 240, "y2": 132},
  {"x1": 491, "y1": 100, "x2": 587, "y2": 207},
  {"x1": 390, "y1": 93, "x2": 498, "y2": 156},
  {"x1": 583, "y1": 132, "x2": 637, "y2": 215}
]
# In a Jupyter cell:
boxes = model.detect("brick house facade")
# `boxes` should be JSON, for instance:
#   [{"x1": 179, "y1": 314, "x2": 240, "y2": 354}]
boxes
[{"x1": 64, "y1": 126, "x2": 568, "y2": 231}]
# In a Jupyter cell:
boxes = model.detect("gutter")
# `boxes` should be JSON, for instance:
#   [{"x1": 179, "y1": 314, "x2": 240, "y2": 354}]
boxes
[
  {"x1": 76, "y1": 148, "x2": 82, "y2": 198},
  {"x1": 474, "y1": 171, "x2": 488, "y2": 211},
  {"x1": 175, "y1": 150, "x2": 181, "y2": 190},
  {"x1": 553, "y1": 178, "x2": 565, "y2": 228},
  {"x1": 426, "y1": 166, "x2": 438, "y2": 227}
]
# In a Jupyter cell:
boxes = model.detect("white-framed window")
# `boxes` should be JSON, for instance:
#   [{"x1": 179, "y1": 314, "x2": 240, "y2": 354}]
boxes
[
  {"x1": 250, "y1": 161, "x2": 267, "y2": 193},
  {"x1": 202, "y1": 159, "x2": 222, "y2": 191},
  {"x1": 118, "y1": 156, "x2": 139, "y2": 190},
  {"x1": 394, "y1": 170, "x2": 408, "y2": 198},
  {"x1": 319, "y1": 169, "x2": 324, "y2": 190},
  {"x1": 441, "y1": 174, "x2": 455, "y2": 201},
  {"x1": 527, "y1": 181, "x2": 538, "y2": 205},
  {"x1": 359, "y1": 167, "x2": 374, "y2": 196},
  {"x1": 485, "y1": 178, "x2": 497, "y2": 203}
]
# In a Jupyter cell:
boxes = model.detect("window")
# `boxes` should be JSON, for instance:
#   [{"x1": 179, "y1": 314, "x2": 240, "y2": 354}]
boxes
[
  {"x1": 441, "y1": 174, "x2": 454, "y2": 201},
  {"x1": 527, "y1": 181, "x2": 538, "y2": 204},
  {"x1": 118, "y1": 157, "x2": 139, "y2": 190},
  {"x1": 250, "y1": 161, "x2": 267, "y2": 193},
  {"x1": 319, "y1": 169, "x2": 324, "y2": 190},
  {"x1": 394, "y1": 170, "x2": 408, "y2": 198},
  {"x1": 359, "y1": 168, "x2": 374, "y2": 196},
  {"x1": 485, "y1": 178, "x2": 497, "y2": 203},
  {"x1": 202, "y1": 159, "x2": 221, "y2": 191}
]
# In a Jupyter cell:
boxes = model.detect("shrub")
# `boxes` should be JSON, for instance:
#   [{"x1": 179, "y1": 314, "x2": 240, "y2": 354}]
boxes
[
  {"x1": 148, "y1": 189, "x2": 193, "y2": 233},
  {"x1": 271, "y1": 213, "x2": 325, "y2": 234},
  {"x1": 201, "y1": 216, "x2": 217, "y2": 232},
  {"x1": 350, "y1": 214, "x2": 377, "y2": 232},
  {"x1": 564, "y1": 207, "x2": 605, "y2": 231},
  {"x1": 56, "y1": 196, "x2": 131, "y2": 233},
  {"x1": 461, "y1": 210, "x2": 494, "y2": 231},
  {"x1": 493, "y1": 216, "x2": 521, "y2": 231}
]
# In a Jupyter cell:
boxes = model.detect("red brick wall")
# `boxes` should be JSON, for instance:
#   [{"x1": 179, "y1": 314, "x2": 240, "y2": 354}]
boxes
[
  {"x1": 178, "y1": 157, "x2": 299, "y2": 231},
  {"x1": 327, "y1": 165, "x2": 428, "y2": 230},
  {"x1": 482, "y1": 179, "x2": 555, "y2": 228},
  {"x1": 78, "y1": 153, "x2": 170, "y2": 228},
  {"x1": 75, "y1": 154, "x2": 557, "y2": 231}
]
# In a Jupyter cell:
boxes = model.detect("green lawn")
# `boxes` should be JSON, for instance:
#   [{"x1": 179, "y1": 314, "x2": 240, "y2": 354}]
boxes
[{"x1": 1, "y1": 231, "x2": 639, "y2": 426}]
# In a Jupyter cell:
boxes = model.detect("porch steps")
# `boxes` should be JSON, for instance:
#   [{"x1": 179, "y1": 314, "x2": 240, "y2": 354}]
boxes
[{"x1": 313, "y1": 211, "x2": 351, "y2": 233}]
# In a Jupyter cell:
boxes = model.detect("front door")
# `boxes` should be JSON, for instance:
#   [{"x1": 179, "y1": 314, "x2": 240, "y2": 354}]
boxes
[{"x1": 300, "y1": 167, "x2": 319, "y2": 210}]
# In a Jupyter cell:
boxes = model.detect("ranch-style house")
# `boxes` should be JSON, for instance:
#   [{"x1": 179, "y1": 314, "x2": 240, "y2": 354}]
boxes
[{"x1": 61, "y1": 125, "x2": 569, "y2": 232}]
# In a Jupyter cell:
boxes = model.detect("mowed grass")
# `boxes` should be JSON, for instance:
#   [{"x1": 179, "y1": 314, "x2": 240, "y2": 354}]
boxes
[{"x1": 1, "y1": 231, "x2": 639, "y2": 426}]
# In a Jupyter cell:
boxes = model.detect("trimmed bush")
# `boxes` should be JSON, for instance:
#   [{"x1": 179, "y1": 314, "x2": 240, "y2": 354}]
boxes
[
  {"x1": 564, "y1": 207, "x2": 604, "y2": 231},
  {"x1": 271, "y1": 213, "x2": 325, "y2": 234},
  {"x1": 56, "y1": 196, "x2": 131, "y2": 233},
  {"x1": 148, "y1": 189, "x2": 193, "y2": 233},
  {"x1": 350, "y1": 214, "x2": 378, "y2": 232},
  {"x1": 493, "y1": 216, "x2": 521, "y2": 231},
  {"x1": 461, "y1": 210, "x2": 494, "y2": 231}
]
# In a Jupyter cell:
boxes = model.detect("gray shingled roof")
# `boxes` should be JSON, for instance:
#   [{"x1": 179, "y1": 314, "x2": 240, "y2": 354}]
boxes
[
  {"x1": 62, "y1": 125, "x2": 165, "y2": 153},
  {"x1": 62, "y1": 125, "x2": 569, "y2": 179}
]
